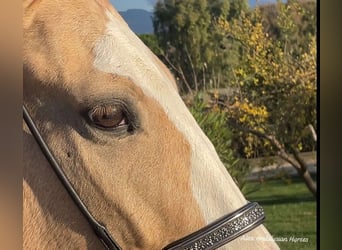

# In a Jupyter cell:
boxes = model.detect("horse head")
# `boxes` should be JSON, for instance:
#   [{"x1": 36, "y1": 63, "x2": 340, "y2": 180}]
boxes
[{"x1": 23, "y1": 0, "x2": 279, "y2": 249}]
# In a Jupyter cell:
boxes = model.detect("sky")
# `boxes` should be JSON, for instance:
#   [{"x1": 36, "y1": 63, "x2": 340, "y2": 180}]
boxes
[
  {"x1": 110, "y1": 0, "x2": 280, "y2": 12},
  {"x1": 110, "y1": 0, "x2": 155, "y2": 12}
]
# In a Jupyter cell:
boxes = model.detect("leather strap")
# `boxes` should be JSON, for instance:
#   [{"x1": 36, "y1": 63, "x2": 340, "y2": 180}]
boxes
[
  {"x1": 163, "y1": 202, "x2": 265, "y2": 250},
  {"x1": 23, "y1": 105, "x2": 122, "y2": 250}
]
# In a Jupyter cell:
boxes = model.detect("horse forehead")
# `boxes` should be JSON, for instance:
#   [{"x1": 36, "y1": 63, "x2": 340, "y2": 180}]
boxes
[{"x1": 93, "y1": 9, "x2": 177, "y2": 92}]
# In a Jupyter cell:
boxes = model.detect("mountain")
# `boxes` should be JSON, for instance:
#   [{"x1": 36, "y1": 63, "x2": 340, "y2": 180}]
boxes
[
  {"x1": 119, "y1": 9, "x2": 153, "y2": 34},
  {"x1": 249, "y1": 0, "x2": 285, "y2": 7}
]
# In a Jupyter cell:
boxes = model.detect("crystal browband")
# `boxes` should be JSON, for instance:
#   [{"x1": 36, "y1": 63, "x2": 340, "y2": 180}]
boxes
[{"x1": 163, "y1": 202, "x2": 265, "y2": 250}]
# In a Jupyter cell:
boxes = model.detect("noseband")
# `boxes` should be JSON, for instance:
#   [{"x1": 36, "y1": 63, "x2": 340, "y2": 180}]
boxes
[{"x1": 23, "y1": 105, "x2": 265, "y2": 250}]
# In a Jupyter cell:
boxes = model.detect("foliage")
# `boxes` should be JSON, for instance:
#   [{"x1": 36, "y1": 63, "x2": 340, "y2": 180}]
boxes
[
  {"x1": 214, "y1": 0, "x2": 317, "y2": 195},
  {"x1": 260, "y1": 0, "x2": 316, "y2": 58},
  {"x1": 188, "y1": 94, "x2": 250, "y2": 187},
  {"x1": 153, "y1": 0, "x2": 248, "y2": 93},
  {"x1": 216, "y1": 1, "x2": 317, "y2": 159},
  {"x1": 139, "y1": 34, "x2": 163, "y2": 56}
]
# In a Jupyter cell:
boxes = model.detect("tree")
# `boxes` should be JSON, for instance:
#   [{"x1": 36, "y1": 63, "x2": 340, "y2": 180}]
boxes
[
  {"x1": 261, "y1": 0, "x2": 316, "y2": 58},
  {"x1": 153, "y1": 0, "x2": 248, "y2": 93},
  {"x1": 216, "y1": 1, "x2": 317, "y2": 196}
]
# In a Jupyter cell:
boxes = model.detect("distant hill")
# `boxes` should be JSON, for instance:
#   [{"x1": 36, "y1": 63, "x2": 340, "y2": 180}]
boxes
[{"x1": 119, "y1": 9, "x2": 153, "y2": 34}]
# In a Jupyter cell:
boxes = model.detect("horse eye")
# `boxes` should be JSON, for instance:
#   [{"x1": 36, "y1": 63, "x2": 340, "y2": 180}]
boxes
[{"x1": 88, "y1": 104, "x2": 127, "y2": 129}]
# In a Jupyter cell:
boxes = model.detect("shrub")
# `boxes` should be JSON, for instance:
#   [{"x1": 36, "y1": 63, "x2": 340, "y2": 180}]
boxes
[{"x1": 188, "y1": 93, "x2": 250, "y2": 187}]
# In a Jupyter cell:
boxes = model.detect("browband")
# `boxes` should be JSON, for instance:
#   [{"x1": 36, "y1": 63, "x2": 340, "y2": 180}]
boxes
[{"x1": 163, "y1": 202, "x2": 265, "y2": 250}]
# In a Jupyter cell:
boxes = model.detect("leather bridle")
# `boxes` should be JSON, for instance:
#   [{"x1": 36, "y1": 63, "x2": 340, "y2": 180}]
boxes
[{"x1": 23, "y1": 104, "x2": 265, "y2": 250}]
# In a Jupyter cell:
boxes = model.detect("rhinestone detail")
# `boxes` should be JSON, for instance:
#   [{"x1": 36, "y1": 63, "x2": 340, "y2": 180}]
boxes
[{"x1": 180, "y1": 204, "x2": 264, "y2": 250}]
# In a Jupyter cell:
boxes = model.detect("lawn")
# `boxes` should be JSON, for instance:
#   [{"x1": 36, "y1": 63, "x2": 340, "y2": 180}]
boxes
[{"x1": 242, "y1": 177, "x2": 317, "y2": 250}]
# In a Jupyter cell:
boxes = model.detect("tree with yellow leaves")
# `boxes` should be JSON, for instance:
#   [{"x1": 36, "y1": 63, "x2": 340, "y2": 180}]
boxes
[{"x1": 217, "y1": 0, "x2": 317, "y2": 196}]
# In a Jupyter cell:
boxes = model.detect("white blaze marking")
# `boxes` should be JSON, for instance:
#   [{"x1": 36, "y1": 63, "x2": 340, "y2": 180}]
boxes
[{"x1": 94, "y1": 10, "x2": 247, "y2": 223}]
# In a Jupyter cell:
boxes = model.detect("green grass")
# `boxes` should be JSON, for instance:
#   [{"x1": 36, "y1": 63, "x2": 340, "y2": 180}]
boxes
[{"x1": 243, "y1": 177, "x2": 317, "y2": 250}]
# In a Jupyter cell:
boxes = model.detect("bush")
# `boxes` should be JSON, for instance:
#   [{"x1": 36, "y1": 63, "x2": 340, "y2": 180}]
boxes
[{"x1": 187, "y1": 93, "x2": 250, "y2": 187}]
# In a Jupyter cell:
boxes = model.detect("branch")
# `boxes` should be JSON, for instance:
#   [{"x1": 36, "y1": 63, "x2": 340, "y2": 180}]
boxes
[
  {"x1": 308, "y1": 124, "x2": 317, "y2": 142},
  {"x1": 292, "y1": 147, "x2": 308, "y2": 174},
  {"x1": 228, "y1": 119, "x2": 317, "y2": 196},
  {"x1": 184, "y1": 46, "x2": 198, "y2": 91},
  {"x1": 292, "y1": 146, "x2": 317, "y2": 196},
  {"x1": 162, "y1": 54, "x2": 193, "y2": 95},
  {"x1": 295, "y1": 123, "x2": 317, "y2": 145},
  {"x1": 228, "y1": 120, "x2": 302, "y2": 171}
]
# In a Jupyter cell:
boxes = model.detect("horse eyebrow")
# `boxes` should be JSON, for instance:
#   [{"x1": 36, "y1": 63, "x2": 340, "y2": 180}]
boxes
[{"x1": 76, "y1": 86, "x2": 138, "y2": 112}]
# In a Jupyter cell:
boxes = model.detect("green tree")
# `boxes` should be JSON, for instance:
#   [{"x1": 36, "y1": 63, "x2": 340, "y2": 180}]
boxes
[{"x1": 153, "y1": 0, "x2": 247, "y2": 93}]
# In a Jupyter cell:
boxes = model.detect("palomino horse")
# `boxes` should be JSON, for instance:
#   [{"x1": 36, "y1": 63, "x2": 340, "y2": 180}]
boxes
[{"x1": 23, "y1": 0, "x2": 279, "y2": 249}]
